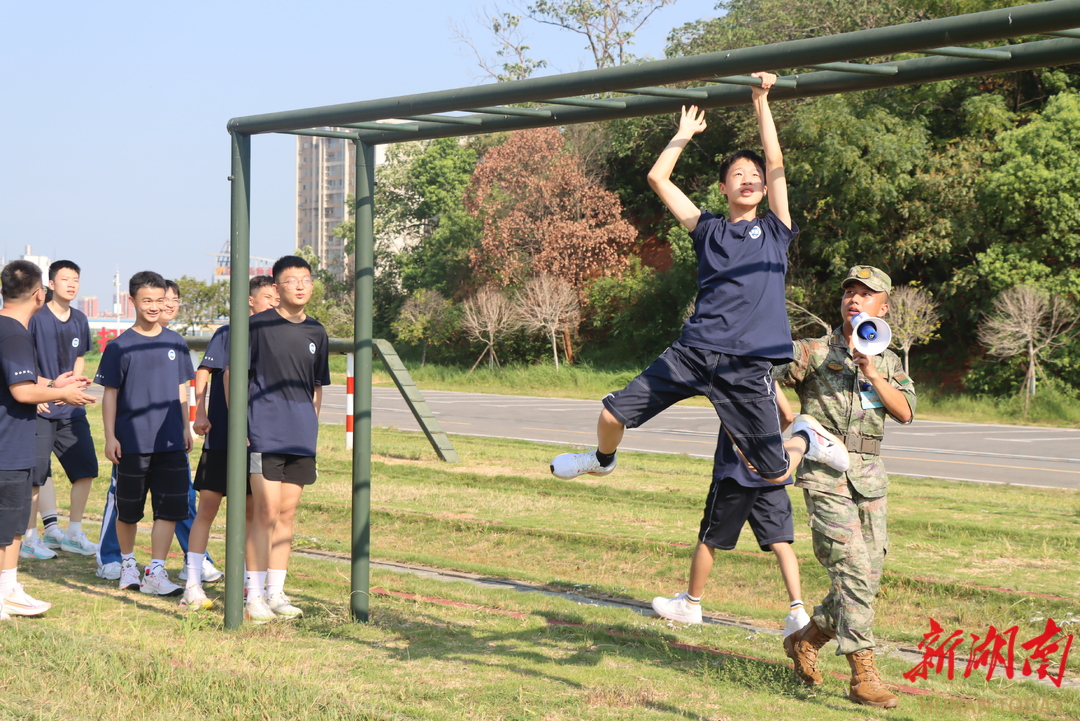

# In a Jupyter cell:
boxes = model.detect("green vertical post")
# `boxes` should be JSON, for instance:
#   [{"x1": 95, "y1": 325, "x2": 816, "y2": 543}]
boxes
[
  {"x1": 351, "y1": 140, "x2": 375, "y2": 621},
  {"x1": 225, "y1": 131, "x2": 251, "y2": 630}
]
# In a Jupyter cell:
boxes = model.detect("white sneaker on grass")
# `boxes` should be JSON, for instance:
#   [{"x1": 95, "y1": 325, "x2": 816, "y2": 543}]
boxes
[
  {"x1": 178, "y1": 557, "x2": 223, "y2": 583},
  {"x1": 792, "y1": 415, "x2": 851, "y2": 472},
  {"x1": 3, "y1": 584, "x2": 52, "y2": 616},
  {"x1": 97, "y1": 562, "x2": 122, "y2": 581},
  {"x1": 140, "y1": 566, "x2": 183, "y2": 597},
  {"x1": 60, "y1": 530, "x2": 98, "y2": 556},
  {"x1": 245, "y1": 594, "x2": 277, "y2": 624},
  {"x1": 179, "y1": 586, "x2": 214, "y2": 611},
  {"x1": 784, "y1": 606, "x2": 812, "y2": 638},
  {"x1": 267, "y1": 591, "x2": 303, "y2": 618},
  {"x1": 118, "y1": 559, "x2": 141, "y2": 591},
  {"x1": 0, "y1": 599, "x2": 9, "y2": 621},
  {"x1": 651, "y1": 591, "x2": 703, "y2": 624},
  {"x1": 550, "y1": 451, "x2": 616, "y2": 480},
  {"x1": 41, "y1": 525, "x2": 66, "y2": 549},
  {"x1": 19, "y1": 537, "x2": 57, "y2": 560}
]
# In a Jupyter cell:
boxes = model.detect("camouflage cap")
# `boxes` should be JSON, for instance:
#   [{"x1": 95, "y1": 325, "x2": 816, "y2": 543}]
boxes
[{"x1": 841, "y1": 266, "x2": 892, "y2": 293}]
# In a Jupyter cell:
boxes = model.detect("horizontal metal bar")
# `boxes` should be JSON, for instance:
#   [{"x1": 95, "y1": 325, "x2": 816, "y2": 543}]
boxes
[
  {"x1": 809, "y1": 62, "x2": 899, "y2": 75},
  {"x1": 1047, "y1": 28, "x2": 1080, "y2": 37},
  {"x1": 400, "y1": 114, "x2": 484, "y2": 126},
  {"x1": 277, "y1": 129, "x2": 358, "y2": 139},
  {"x1": 350, "y1": 37, "x2": 1080, "y2": 145},
  {"x1": 229, "y1": 1, "x2": 1080, "y2": 134},
  {"x1": 339, "y1": 122, "x2": 419, "y2": 132},
  {"x1": 625, "y1": 86, "x2": 709, "y2": 99},
  {"x1": 710, "y1": 75, "x2": 798, "y2": 89},
  {"x1": 464, "y1": 106, "x2": 553, "y2": 118},
  {"x1": 922, "y1": 46, "x2": 1012, "y2": 60},
  {"x1": 541, "y1": 96, "x2": 627, "y2": 109}
]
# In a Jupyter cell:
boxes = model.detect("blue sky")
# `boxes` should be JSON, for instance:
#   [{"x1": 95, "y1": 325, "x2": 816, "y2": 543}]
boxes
[{"x1": 1, "y1": 0, "x2": 718, "y2": 304}]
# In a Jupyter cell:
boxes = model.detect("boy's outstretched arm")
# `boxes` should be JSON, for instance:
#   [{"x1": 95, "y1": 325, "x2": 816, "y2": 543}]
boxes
[
  {"x1": 751, "y1": 72, "x2": 791, "y2": 230},
  {"x1": 647, "y1": 105, "x2": 707, "y2": 232}
]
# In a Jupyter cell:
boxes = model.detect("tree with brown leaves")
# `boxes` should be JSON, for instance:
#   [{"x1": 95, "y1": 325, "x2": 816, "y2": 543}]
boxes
[
  {"x1": 465, "y1": 127, "x2": 636, "y2": 295},
  {"x1": 886, "y1": 285, "x2": 940, "y2": 375}
]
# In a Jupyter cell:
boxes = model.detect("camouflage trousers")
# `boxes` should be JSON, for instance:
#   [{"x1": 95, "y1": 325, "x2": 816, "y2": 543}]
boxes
[{"x1": 804, "y1": 488, "x2": 888, "y2": 655}]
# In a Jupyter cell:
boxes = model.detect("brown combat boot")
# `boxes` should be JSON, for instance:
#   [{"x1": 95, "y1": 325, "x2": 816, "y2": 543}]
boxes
[
  {"x1": 784, "y1": 619, "x2": 832, "y2": 686},
  {"x1": 846, "y1": 649, "x2": 899, "y2": 709}
]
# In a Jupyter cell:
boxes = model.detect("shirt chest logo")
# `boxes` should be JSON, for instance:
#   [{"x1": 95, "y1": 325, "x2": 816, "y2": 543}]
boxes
[
  {"x1": 72, "y1": 338, "x2": 80, "y2": 348},
  {"x1": 749, "y1": 226, "x2": 762, "y2": 239},
  {"x1": 308, "y1": 342, "x2": 316, "y2": 355},
  {"x1": 168, "y1": 349, "x2": 176, "y2": 361}
]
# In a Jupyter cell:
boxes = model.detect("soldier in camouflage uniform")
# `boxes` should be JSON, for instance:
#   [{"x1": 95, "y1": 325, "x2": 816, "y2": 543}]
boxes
[{"x1": 778, "y1": 266, "x2": 916, "y2": 710}]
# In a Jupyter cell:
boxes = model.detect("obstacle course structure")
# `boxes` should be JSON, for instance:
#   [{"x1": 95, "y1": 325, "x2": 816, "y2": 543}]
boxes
[{"x1": 222, "y1": 1, "x2": 1080, "y2": 628}]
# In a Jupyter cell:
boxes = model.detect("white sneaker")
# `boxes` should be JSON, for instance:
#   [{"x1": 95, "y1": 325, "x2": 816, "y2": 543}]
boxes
[
  {"x1": 96, "y1": 562, "x2": 123, "y2": 580},
  {"x1": 41, "y1": 525, "x2": 66, "y2": 549},
  {"x1": 550, "y1": 451, "x2": 616, "y2": 479},
  {"x1": 3, "y1": 583, "x2": 52, "y2": 616},
  {"x1": 140, "y1": 565, "x2": 183, "y2": 597},
  {"x1": 179, "y1": 585, "x2": 214, "y2": 611},
  {"x1": 60, "y1": 530, "x2": 99, "y2": 556},
  {"x1": 179, "y1": 557, "x2": 223, "y2": 583},
  {"x1": 19, "y1": 536, "x2": 57, "y2": 560},
  {"x1": 792, "y1": 415, "x2": 851, "y2": 472},
  {"x1": 784, "y1": 606, "x2": 812, "y2": 638},
  {"x1": 267, "y1": 591, "x2": 303, "y2": 618},
  {"x1": 0, "y1": 599, "x2": 9, "y2": 621},
  {"x1": 244, "y1": 594, "x2": 277, "y2": 624},
  {"x1": 119, "y1": 558, "x2": 141, "y2": 590},
  {"x1": 651, "y1": 591, "x2": 703, "y2": 624}
]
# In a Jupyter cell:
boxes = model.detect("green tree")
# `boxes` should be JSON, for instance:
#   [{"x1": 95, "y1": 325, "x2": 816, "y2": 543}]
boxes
[
  {"x1": 173, "y1": 276, "x2": 230, "y2": 335},
  {"x1": 391, "y1": 289, "x2": 456, "y2": 366}
]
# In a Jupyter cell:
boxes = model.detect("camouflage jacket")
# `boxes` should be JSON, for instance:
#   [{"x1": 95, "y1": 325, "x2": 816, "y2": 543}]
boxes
[{"x1": 774, "y1": 329, "x2": 916, "y2": 498}]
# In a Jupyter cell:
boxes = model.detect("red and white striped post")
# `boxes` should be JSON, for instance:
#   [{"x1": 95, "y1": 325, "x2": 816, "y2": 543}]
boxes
[
  {"x1": 346, "y1": 352, "x2": 355, "y2": 450},
  {"x1": 188, "y1": 378, "x2": 197, "y2": 434}
]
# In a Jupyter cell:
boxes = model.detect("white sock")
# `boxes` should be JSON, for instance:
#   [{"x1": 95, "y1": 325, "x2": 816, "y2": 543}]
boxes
[
  {"x1": 68, "y1": 521, "x2": 83, "y2": 536},
  {"x1": 150, "y1": 558, "x2": 165, "y2": 573},
  {"x1": 246, "y1": 571, "x2": 264, "y2": 598},
  {"x1": 266, "y1": 569, "x2": 287, "y2": 597},
  {"x1": 121, "y1": 552, "x2": 136, "y2": 564},
  {"x1": 0, "y1": 568, "x2": 17, "y2": 596},
  {"x1": 24, "y1": 528, "x2": 37, "y2": 542},
  {"x1": 185, "y1": 552, "x2": 203, "y2": 589}
]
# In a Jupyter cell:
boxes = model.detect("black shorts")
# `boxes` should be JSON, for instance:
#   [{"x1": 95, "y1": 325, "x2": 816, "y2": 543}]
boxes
[
  {"x1": 698, "y1": 476, "x2": 794, "y2": 551},
  {"x1": 194, "y1": 449, "x2": 251, "y2": 496},
  {"x1": 33, "y1": 415, "x2": 99, "y2": 487},
  {"x1": 115, "y1": 451, "x2": 191, "y2": 524},
  {"x1": 0, "y1": 468, "x2": 33, "y2": 547},
  {"x1": 250, "y1": 453, "x2": 317, "y2": 486},
  {"x1": 602, "y1": 341, "x2": 789, "y2": 479}
]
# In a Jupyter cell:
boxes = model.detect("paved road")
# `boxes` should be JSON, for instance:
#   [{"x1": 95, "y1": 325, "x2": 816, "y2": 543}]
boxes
[{"x1": 316, "y1": 386, "x2": 1080, "y2": 491}]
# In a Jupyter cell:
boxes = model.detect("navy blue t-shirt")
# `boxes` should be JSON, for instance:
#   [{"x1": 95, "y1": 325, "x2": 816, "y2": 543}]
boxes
[
  {"x1": 94, "y1": 327, "x2": 195, "y2": 454},
  {"x1": 680, "y1": 209, "x2": 798, "y2": 362},
  {"x1": 714, "y1": 429, "x2": 792, "y2": 488},
  {"x1": 29, "y1": 305, "x2": 91, "y2": 420},
  {"x1": 199, "y1": 324, "x2": 230, "y2": 452},
  {"x1": 0, "y1": 316, "x2": 40, "y2": 470},
  {"x1": 247, "y1": 309, "x2": 330, "y2": 457}
]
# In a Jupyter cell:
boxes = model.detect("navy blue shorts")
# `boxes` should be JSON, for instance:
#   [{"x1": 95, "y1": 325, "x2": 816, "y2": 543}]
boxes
[
  {"x1": 0, "y1": 468, "x2": 32, "y2": 547},
  {"x1": 115, "y1": 451, "x2": 191, "y2": 524},
  {"x1": 34, "y1": 415, "x2": 99, "y2": 487},
  {"x1": 602, "y1": 341, "x2": 789, "y2": 479},
  {"x1": 699, "y1": 476, "x2": 794, "y2": 551}
]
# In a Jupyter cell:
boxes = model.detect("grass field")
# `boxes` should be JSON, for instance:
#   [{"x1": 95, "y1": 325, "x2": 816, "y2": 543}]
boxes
[{"x1": 2, "y1": 404, "x2": 1077, "y2": 720}]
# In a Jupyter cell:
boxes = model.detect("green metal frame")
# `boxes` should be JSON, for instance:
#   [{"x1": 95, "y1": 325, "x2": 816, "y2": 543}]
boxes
[{"x1": 224, "y1": 0, "x2": 1080, "y2": 627}]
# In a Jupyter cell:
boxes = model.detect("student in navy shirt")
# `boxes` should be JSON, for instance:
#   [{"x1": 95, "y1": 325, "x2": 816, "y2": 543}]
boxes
[
  {"x1": 552, "y1": 73, "x2": 853, "y2": 624},
  {"x1": 244, "y1": 256, "x2": 330, "y2": 623},
  {"x1": 96, "y1": 271, "x2": 194, "y2": 598},
  {"x1": 25, "y1": 260, "x2": 98, "y2": 560},
  {"x1": 0, "y1": 261, "x2": 95, "y2": 620},
  {"x1": 180, "y1": 275, "x2": 278, "y2": 611}
]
